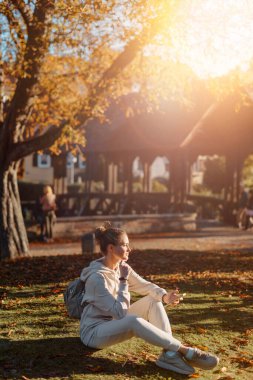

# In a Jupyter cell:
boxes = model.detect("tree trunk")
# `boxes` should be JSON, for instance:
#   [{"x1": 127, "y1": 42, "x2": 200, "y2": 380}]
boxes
[{"x1": 0, "y1": 164, "x2": 29, "y2": 260}]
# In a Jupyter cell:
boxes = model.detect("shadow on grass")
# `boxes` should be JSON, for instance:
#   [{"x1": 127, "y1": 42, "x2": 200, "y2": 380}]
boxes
[
  {"x1": 1, "y1": 249, "x2": 252, "y2": 379},
  {"x1": 0, "y1": 337, "x2": 185, "y2": 380},
  {"x1": 169, "y1": 300, "x2": 253, "y2": 333},
  {"x1": 0, "y1": 249, "x2": 252, "y2": 287}
]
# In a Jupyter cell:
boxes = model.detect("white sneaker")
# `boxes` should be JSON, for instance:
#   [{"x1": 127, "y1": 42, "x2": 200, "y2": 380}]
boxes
[
  {"x1": 156, "y1": 350, "x2": 195, "y2": 375},
  {"x1": 186, "y1": 348, "x2": 219, "y2": 370}
]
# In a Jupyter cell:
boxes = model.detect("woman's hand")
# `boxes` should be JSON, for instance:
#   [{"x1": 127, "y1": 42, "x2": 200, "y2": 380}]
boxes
[
  {"x1": 119, "y1": 261, "x2": 130, "y2": 279},
  {"x1": 162, "y1": 289, "x2": 183, "y2": 306}
]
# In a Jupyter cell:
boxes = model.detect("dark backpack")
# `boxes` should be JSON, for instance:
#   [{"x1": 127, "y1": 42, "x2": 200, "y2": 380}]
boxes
[{"x1": 64, "y1": 278, "x2": 86, "y2": 319}]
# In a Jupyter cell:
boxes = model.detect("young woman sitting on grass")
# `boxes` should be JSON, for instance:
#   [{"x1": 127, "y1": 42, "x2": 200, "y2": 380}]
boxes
[{"x1": 79, "y1": 222, "x2": 219, "y2": 375}]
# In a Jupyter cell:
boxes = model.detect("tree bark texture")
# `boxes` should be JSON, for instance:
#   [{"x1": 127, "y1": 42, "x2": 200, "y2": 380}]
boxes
[{"x1": 0, "y1": 164, "x2": 29, "y2": 260}]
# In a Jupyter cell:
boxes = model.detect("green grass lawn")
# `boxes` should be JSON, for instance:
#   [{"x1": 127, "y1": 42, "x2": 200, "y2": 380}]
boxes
[{"x1": 0, "y1": 249, "x2": 252, "y2": 380}]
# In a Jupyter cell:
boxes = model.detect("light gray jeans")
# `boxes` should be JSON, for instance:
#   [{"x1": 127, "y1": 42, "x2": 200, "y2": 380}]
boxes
[{"x1": 87, "y1": 295, "x2": 181, "y2": 351}]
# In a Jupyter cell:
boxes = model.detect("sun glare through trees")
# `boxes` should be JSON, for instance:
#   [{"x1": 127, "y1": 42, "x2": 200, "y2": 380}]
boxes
[{"x1": 167, "y1": 0, "x2": 253, "y2": 79}]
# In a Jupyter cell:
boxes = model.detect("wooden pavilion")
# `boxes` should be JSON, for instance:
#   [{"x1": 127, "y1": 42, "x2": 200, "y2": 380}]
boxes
[
  {"x1": 181, "y1": 95, "x2": 253, "y2": 202},
  {"x1": 55, "y1": 89, "x2": 253, "y2": 218},
  {"x1": 80, "y1": 92, "x2": 211, "y2": 215},
  {"x1": 180, "y1": 93, "x2": 253, "y2": 220}
]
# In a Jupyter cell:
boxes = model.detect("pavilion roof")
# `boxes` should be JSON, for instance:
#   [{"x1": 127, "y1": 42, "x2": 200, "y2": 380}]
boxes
[
  {"x1": 180, "y1": 93, "x2": 253, "y2": 158},
  {"x1": 84, "y1": 90, "x2": 212, "y2": 156}
]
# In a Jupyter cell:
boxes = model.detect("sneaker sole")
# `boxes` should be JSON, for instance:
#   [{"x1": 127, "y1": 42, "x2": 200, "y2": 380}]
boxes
[
  {"x1": 155, "y1": 359, "x2": 195, "y2": 375},
  {"x1": 187, "y1": 358, "x2": 219, "y2": 370}
]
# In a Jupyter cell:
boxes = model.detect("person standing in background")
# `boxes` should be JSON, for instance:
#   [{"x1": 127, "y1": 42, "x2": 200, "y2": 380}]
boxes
[
  {"x1": 40, "y1": 185, "x2": 57, "y2": 242},
  {"x1": 236, "y1": 185, "x2": 248, "y2": 229}
]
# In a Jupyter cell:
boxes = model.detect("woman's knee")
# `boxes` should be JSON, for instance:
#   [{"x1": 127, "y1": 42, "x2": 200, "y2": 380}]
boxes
[
  {"x1": 124, "y1": 315, "x2": 144, "y2": 329},
  {"x1": 126, "y1": 315, "x2": 148, "y2": 333}
]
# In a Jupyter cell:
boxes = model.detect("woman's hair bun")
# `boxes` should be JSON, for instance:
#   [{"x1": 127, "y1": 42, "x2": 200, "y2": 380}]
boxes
[
  {"x1": 95, "y1": 221, "x2": 111, "y2": 240},
  {"x1": 94, "y1": 226, "x2": 105, "y2": 240},
  {"x1": 94, "y1": 221, "x2": 126, "y2": 253}
]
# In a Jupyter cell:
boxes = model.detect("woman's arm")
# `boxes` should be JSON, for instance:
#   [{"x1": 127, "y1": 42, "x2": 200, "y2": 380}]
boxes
[
  {"x1": 128, "y1": 267, "x2": 167, "y2": 301},
  {"x1": 86, "y1": 273, "x2": 130, "y2": 319}
]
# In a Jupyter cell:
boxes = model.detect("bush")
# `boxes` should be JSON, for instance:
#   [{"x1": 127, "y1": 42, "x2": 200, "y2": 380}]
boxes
[
  {"x1": 152, "y1": 178, "x2": 168, "y2": 193},
  {"x1": 203, "y1": 156, "x2": 225, "y2": 194}
]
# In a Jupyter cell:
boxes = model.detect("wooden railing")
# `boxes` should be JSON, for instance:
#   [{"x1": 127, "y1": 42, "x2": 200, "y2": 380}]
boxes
[{"x1": 21, "y1": 192, "x2": 236, "y2": 224}]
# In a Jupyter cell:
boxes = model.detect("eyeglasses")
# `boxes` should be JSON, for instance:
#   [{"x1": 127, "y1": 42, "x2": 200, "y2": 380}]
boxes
[{"x1": 119, "y1": 243, "x2": 131, "y2": 249}]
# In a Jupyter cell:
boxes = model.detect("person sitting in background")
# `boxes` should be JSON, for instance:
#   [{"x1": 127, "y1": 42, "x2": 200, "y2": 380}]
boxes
[{"x1": 40, "y1": 185, "x2": 56, "y2": 242}]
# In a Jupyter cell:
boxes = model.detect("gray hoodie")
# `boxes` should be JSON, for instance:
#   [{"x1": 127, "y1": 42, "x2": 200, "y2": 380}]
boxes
[{"x1": 79, "y1": 257, "x2": 167, "y2": 346}]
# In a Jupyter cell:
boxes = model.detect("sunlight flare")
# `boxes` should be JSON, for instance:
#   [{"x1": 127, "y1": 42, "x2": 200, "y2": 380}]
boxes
[{"x1": 169, "y1": 0, "x2": 253, "y2": 78}]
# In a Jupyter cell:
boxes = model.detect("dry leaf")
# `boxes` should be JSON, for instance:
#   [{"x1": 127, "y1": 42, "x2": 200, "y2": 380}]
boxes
[
  {"x1": 233, "y1": 338, "x2": 248, "y2": 346},
  {"x1": 84, "y1": 364, "x2": 103, "y2": 372},
  {"x1": 196, "y1": 327, "x2": 207, "y2": 334},
  {"x1": 196, "y1": 345, "x2": 208, "y2": 351},
  {"x1": 231, "y1": 357, "x2": 253, "y2": 368}
]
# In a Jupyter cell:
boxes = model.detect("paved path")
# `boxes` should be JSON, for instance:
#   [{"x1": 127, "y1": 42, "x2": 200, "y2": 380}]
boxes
[{"x1": 30, "y1": 224, "x2": 253, "y2": 256}]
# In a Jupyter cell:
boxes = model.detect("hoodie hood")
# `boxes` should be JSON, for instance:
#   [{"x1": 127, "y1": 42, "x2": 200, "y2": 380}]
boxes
[{"x1": 80, "y1": 257, "x2": 120, "y2": 282}]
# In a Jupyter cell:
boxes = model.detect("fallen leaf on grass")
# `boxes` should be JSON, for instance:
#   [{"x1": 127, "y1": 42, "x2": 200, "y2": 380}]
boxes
[
  {"x1": 48, "y1": 353, "x2": 68, "y2": 358},
  {"x1": 145, "y1": 353, "x2": 157, "y2": 361},
  {"x1": 7, "y1": 329, "x2": 14, "y2": 336},
  {"x1": 84, "y1": 364, "x2": 104, "y2": 372},
  {"x1": 138, "y1": 351, "x2": 157, "y2": 361},
  {"x1": 218, "y1": 348, "x2": 226, "y2": 353},
  {"x1": 51, "y1": 288, "x2": 62, "y2": 294},
  {"x1": 233, "y1": 338, "x2": 249, "y2": 346},
  {"x1": 196, "y1": 327, "x2": 207, "y2": 334},
  {"x1": 244, "y1": 329, "x2": 253, "y2": 336},
  {"x1": 239, "y1": 294, "x2": 252, "y2": 300},
  {"x1": 196, "y1": 345, "x2": 208, "y2": 351},
  {"x1": 188, "y1": 373, "x2": 200, "y2": 378},
  {"x1": 231, "y1": 357, "x2": 253, "y2": 368}
]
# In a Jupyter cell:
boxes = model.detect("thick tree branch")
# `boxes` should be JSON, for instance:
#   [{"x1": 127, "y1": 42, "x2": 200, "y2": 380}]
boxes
[
  {"x1": 5, "y1": 0, "x2": 55, "y2": 143},
  {"x1": 76, "y1": 38, "x2": 147, "y2": 126},
  {"x1": 8, "y1": 121, "x2": 66, "y2": 163},
  {"x1": 10, "y1": 0, "x2": 33, "y2": 29},
  {"x1": 77, "y1": 14, "x2": 170, "y2": 126}
]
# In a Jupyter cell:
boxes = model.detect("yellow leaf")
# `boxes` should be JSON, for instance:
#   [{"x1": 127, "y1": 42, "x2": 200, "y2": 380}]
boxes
[
  {"x1": 196, "y1": 327, "x2": 207, "y2": 334},
  {"x1": 196, "y1": 345, "x2": 208, "y2": 351}
]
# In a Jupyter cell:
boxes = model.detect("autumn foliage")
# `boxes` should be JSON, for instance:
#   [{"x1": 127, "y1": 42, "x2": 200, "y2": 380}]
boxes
[{"x1": 0, "y1": 0, "x2": 179, "y2": 259}]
